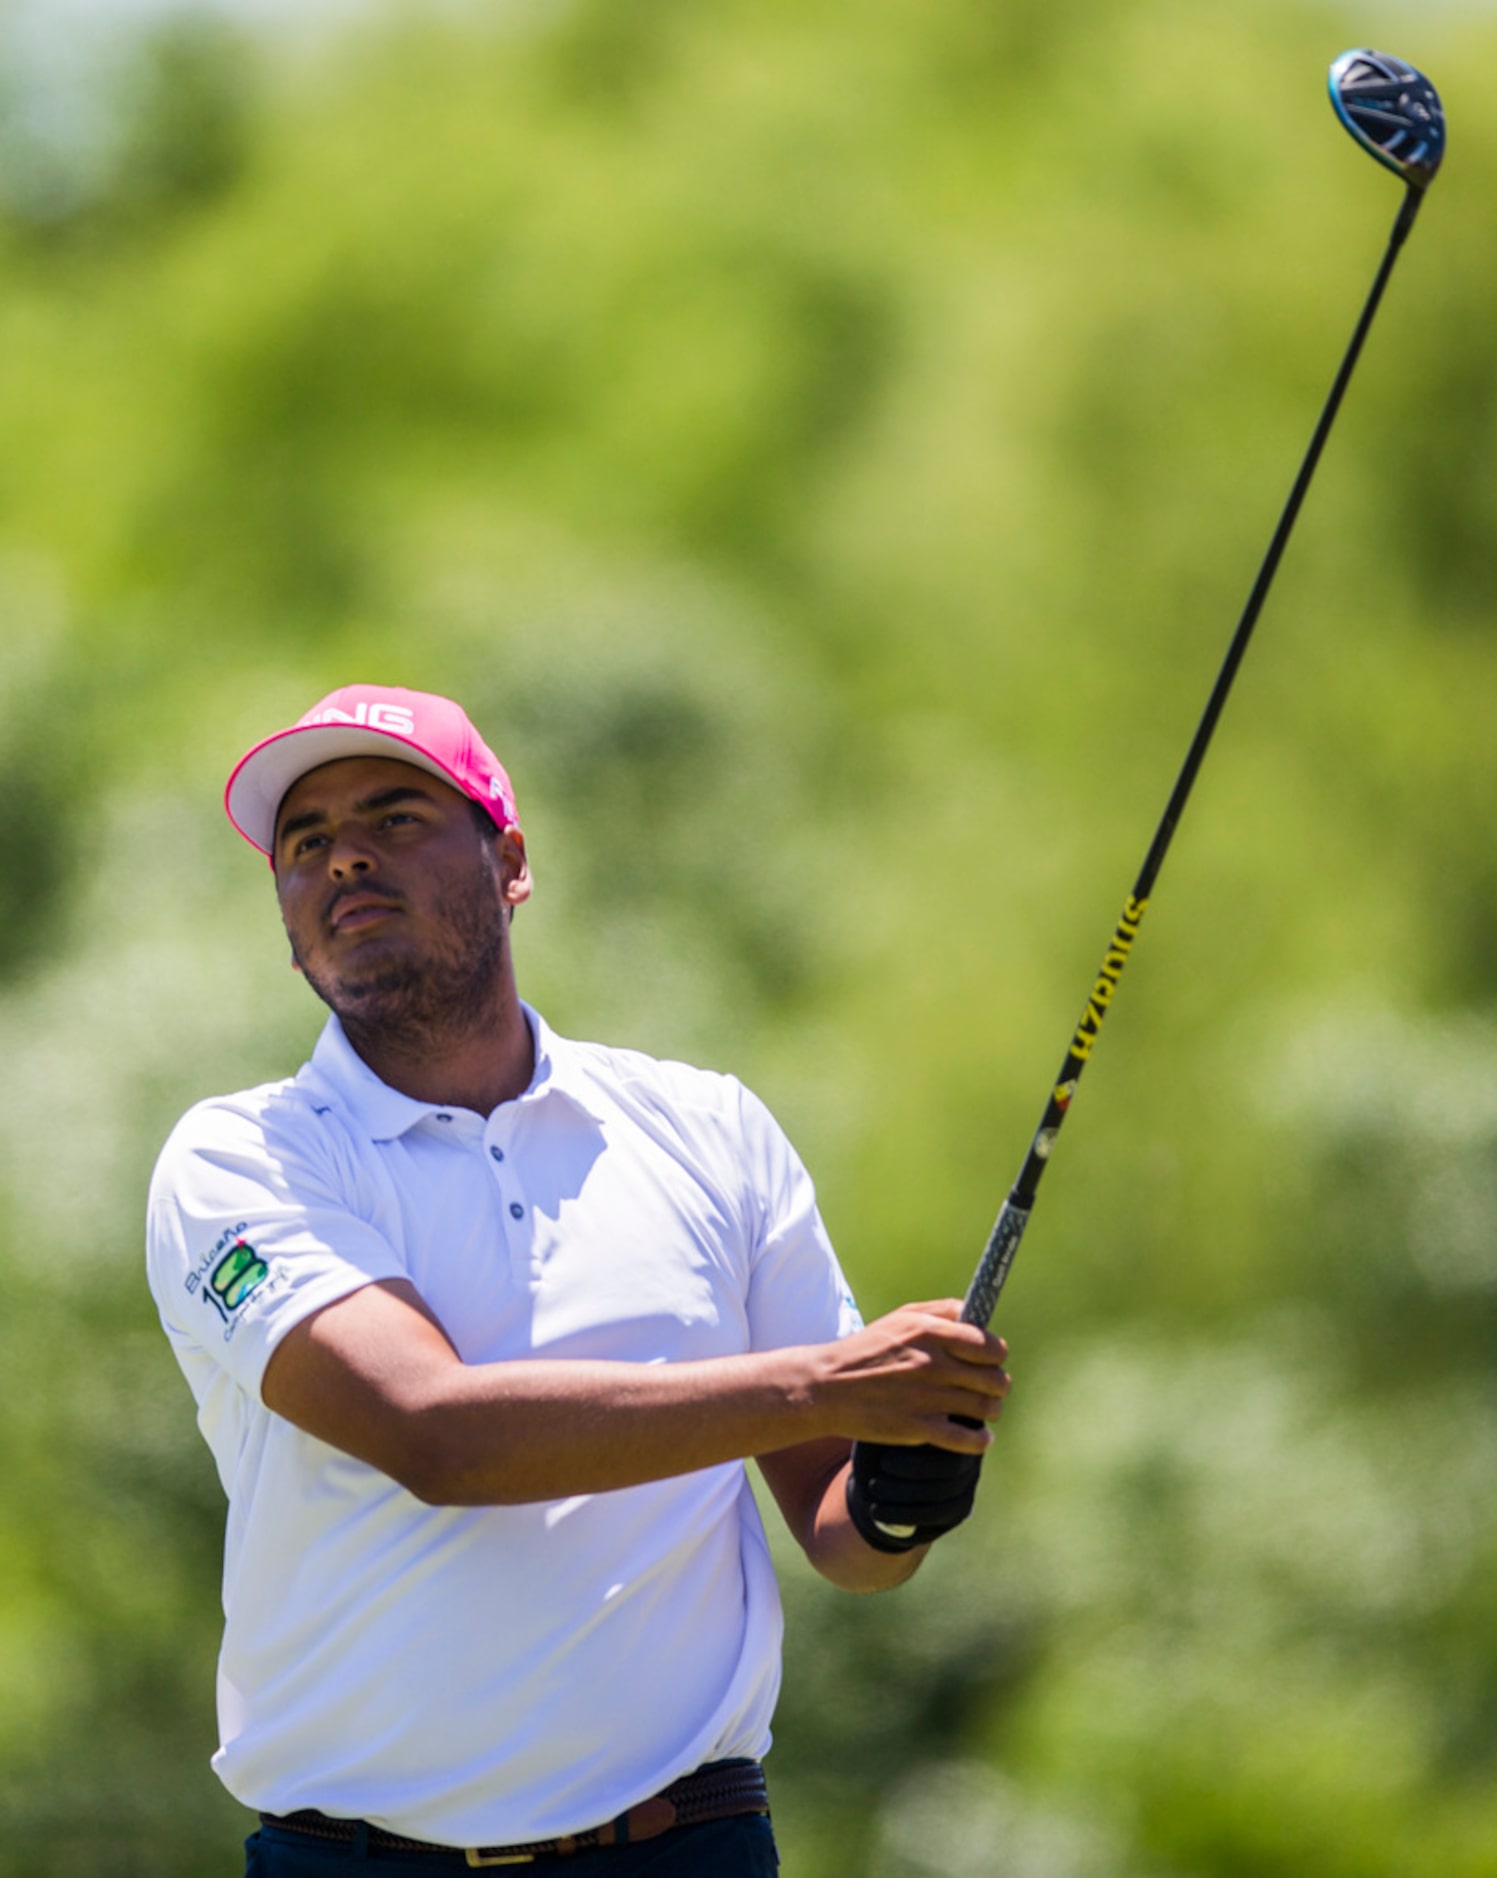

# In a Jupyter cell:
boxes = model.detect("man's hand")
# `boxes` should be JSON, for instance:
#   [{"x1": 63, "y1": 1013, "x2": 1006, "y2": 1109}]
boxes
[
  {"x1": 815, "y1": 1300, "x2": 1007, "y2": 1555},
  {"x1": 759, "y1": 1302, "x2": 1008, "y2": 1586},
  {"x1": 808, "y1": 1299, "x2": 1009, "y2": 1450},
  {"x1": 845, "y1": 1440, "x2": 982, "y2": 1553}
]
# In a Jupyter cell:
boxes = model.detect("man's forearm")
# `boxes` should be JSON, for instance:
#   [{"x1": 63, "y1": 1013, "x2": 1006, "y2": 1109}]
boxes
[
  {"x1": 406, "y1": 1348, "x2": 829, "y2": 1504},
  {"x1": 806, "y1": 1465, "x2": 928, "y2": 1592},
  {"x1": 424, "y1": 1364, "x2": 933, "y2": 1583},
  {"x1": 261, "y1": 1279, "x2": 1007, "y2": 1506},
  {"x1": 758, "y1": 1440, "x2": 929, "y2": 1592}
]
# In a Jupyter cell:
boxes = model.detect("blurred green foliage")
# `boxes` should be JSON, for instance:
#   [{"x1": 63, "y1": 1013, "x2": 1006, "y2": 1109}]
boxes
[{"x1": 0, "y1": 0, "x2": 1494, "y2": 1871}]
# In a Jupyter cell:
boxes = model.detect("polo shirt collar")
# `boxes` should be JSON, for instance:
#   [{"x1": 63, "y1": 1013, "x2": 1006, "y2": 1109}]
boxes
[
  {"x1": 523, "y1": 1005, "x2": 607, "y2": 1124},
  {"x1": 307, "y1": 1005, "x2": 604, "y2": 1142}
]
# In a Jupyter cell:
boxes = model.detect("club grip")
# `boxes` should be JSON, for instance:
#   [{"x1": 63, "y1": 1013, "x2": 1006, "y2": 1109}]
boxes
[{"x1": 961, "y1": 1197, "x2": 1031, "y2": 1328}]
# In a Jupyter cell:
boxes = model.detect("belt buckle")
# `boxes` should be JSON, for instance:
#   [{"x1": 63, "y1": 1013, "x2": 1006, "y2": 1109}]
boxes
[{"x1": 465, "y1": 1852, "x2": 536, "y2": 1868}]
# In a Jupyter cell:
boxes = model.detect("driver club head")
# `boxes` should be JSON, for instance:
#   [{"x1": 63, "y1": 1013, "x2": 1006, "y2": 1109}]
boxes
[{"x1": 1329, "y1": 49, "x2": 1445, "y2": 190}]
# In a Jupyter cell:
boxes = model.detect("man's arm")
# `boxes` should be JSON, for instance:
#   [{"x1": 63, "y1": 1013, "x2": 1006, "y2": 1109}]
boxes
[
  {"x1": 260, "y1": 1278, "x2": 1008, "y2": 1507},
  {"x1": 757, "y1": 1437, "x2": 926, "y2": 1592}
]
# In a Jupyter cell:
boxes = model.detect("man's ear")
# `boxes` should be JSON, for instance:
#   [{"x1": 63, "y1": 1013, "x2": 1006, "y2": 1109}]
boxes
[{"x1": 499, "y1": 829, "x2": 533, "y2": 910}]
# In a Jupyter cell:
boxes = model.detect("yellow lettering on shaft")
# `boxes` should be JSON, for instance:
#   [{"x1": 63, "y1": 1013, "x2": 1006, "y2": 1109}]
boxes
[{"x1": 1067, "y1": 897, "x2": 1152, "y2": 1066}]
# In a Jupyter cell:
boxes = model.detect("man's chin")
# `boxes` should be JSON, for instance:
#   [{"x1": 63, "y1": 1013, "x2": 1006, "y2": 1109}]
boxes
[{"x1": 301, "y1": 960, "x2": 422, "y2": 1023}]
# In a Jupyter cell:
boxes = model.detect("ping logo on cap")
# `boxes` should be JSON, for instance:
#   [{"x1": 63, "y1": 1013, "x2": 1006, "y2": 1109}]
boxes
[{"x1": 306, "y1": 702, "x2": 417, "y2": 734}]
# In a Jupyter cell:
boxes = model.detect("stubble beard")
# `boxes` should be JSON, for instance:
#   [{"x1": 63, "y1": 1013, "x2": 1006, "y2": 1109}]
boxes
[{"x1": 294, "y1": 869, "x2": 512, "y2": 1061}]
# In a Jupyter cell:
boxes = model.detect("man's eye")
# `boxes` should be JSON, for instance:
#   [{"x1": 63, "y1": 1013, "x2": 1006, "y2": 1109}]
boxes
[{"x1": 293, "y1": 833, "x2": 328, "y2": 857}]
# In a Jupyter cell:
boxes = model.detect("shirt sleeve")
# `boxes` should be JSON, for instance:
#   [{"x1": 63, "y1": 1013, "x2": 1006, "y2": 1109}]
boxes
[
  {"x1": 735, "y1": 1082, "x2": 864, "y2": 1352},
  {"x1": 146, "y1": 1088, "x2": 410, "y2": 1403}
]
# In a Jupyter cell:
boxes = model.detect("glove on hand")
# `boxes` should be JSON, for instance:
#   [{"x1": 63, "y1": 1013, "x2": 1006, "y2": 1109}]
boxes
[{"x1": 845, "y1": 1438, "x2": 984, "y2": 1554}]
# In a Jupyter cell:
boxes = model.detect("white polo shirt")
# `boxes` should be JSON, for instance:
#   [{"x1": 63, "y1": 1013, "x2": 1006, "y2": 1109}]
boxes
[{"x1": 146, "y1": 1008, "x2": 862, "y2": 1847}]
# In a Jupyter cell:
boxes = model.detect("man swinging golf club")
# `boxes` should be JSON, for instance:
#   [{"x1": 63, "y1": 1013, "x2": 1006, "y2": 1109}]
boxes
[{"x1": 147, "y1": 683, "x2": 1011, "y2": 1874}]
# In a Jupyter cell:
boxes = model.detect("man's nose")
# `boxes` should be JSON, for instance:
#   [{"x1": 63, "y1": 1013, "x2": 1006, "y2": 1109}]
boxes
[{"x1": 327, "y1": 828, "x2": 378, "y2": 878}]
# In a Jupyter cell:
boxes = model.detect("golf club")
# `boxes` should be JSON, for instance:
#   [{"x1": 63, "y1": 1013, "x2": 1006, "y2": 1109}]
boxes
[
  {"x1": 852, "y1": 49, "x2": 1445, "y2": 1545},
  {"x1": 957, "y1": 49, "x2": 1444, "y2": 1333}
]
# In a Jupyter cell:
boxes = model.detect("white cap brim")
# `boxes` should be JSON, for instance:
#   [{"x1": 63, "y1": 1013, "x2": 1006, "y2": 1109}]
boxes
[{"x1": 224, "y1": 724, "x2": 476, "y2": 857}]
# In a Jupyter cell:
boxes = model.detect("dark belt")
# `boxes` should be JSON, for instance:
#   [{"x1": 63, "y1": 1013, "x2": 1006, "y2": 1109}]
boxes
[{"x1": 259, "y1": 1758, "x2": 770, "y2": 1867}]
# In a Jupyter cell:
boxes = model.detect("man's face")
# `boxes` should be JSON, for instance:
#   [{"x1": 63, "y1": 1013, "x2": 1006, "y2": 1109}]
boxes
[{"x1": 273, "y1": 755, "x2": 530, "y2": 1037}]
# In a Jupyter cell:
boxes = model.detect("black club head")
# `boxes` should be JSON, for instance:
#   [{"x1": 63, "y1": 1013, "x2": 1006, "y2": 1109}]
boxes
[{"x1": 1329, "y1": 49, "x2": 1445, "y2": 190}]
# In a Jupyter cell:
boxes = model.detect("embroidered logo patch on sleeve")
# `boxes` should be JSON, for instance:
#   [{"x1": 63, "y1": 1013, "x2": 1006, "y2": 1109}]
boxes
[{"x1": 207, "y1": 1240, "x2": 270, "y2": 1317}]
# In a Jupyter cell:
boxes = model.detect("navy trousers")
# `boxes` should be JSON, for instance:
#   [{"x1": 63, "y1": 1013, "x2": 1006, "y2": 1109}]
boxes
[{"x1": 245, "y1": 1814, "x2": 780, "y2": 1876}]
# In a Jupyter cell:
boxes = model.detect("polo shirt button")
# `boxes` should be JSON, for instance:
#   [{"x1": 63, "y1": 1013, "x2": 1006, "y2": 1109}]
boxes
[
  {"x1": 489, "y1": 1145, "x2": 505, "y2": 1163},
  {"x1": 509, "y1": 1202, "x2": 524, "y2": 1220},
  {"x1": 436, "y1": 1113, "x2": 453, "y2": 1124}
]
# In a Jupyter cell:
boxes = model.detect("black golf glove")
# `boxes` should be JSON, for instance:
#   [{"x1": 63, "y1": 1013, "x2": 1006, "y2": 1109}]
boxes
[{"x1": 845, "y1": 1438, "x2": 983, "y2": 1554}]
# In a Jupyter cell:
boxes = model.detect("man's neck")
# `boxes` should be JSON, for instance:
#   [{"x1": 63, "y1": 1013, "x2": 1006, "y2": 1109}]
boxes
[{"x1": 340, "y1": 988, "x2": 537, "y2": 1116}]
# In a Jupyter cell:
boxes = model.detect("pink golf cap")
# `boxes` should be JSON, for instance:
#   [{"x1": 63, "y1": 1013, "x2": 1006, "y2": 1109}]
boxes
[{"x1": 225, "y1": 684, "x2": 520, "y2": 857}]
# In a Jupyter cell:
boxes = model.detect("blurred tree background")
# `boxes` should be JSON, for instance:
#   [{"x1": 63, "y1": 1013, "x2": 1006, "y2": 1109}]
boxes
[{"x1": 0, "y1": 0, "x2": 1493, "y2": 1870}]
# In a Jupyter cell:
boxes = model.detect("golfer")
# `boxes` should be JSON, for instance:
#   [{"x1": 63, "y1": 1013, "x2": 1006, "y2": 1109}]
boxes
[{"x1": 147, "y1": 684, "x2": 1011, "y2": 1874}]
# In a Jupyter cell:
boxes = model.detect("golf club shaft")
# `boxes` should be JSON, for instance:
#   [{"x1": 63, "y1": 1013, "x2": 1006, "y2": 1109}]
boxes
[{"x1": 962, "y1": 183, "x2": 1424, "y2": 1329}]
